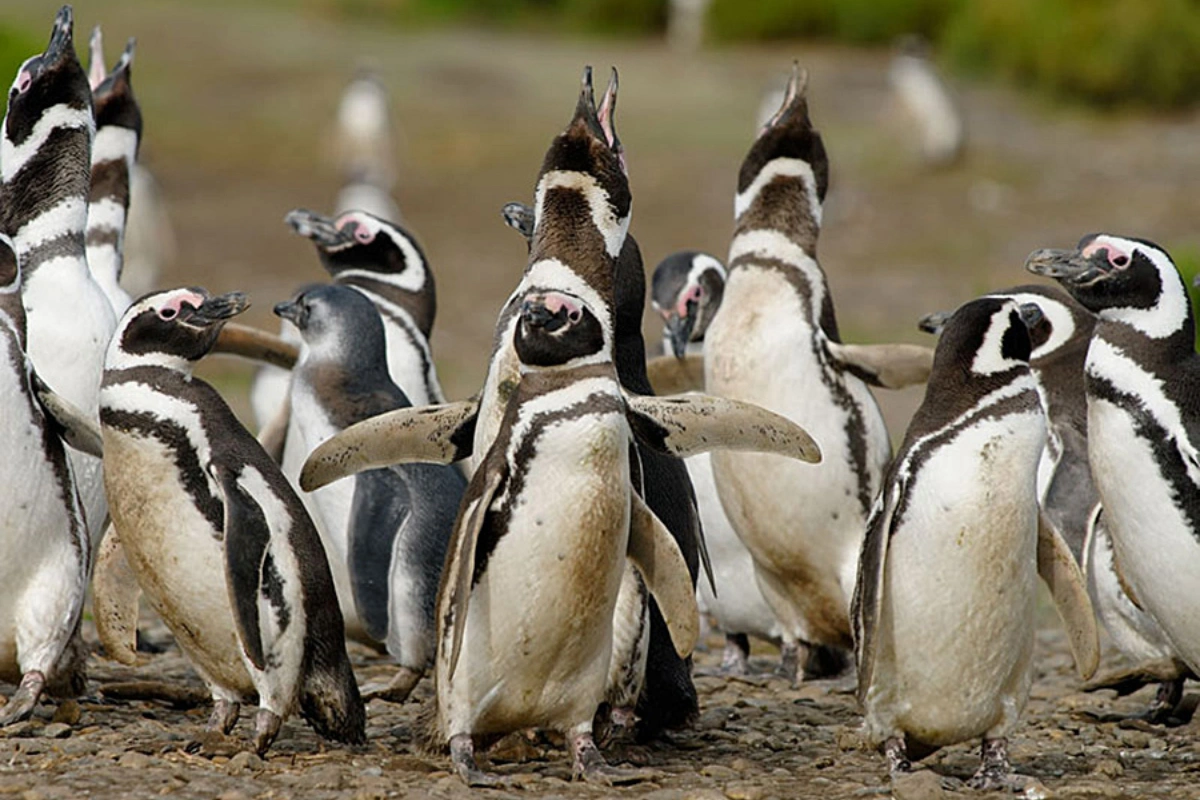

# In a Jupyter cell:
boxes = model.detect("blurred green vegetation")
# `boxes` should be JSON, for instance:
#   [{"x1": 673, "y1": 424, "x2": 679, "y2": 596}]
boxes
[
  {"x1": 1175, "y1": 244, "x2": 1200, "y2": 350},
  {"x1": 0, "y1": 22, "x2": 43, "y2": 93}
]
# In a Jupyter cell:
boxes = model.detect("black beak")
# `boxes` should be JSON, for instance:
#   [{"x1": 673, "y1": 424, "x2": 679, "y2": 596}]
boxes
[
  {"x1": 45, "y1": 6, "x2": 75, "y2": 67},
  {"x1": 1025, "y1": 248, "x2": 1105, "y2": 284},
  {"x1": 665, "y1": 311, "x2": 696, "y2": 359},
  {"x1": 501, "y1": 202, "x2": 535, "y2": 243},
  {"x1": 1017, "y1": 302, "x2": 1045, "y2": 329},
  {"x1": 273, "y1": 299, "x2": 306, "y2": 329},
  {"x1": 917, "y1": 310, "x2": 951, "y2": 336},
  {"x1": 285, "y1": 209, "x2": 352, "y2": 249},
  {"x1": 190, "y1": 292, "x2": 249, "y2": 325},
  {"x1": 521, "y1": 299, "x2": 555, "y2": 330}
]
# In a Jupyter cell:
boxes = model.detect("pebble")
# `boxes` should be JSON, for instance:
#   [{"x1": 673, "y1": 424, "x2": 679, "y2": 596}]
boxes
[
  {"x1": 723, "y1": 784, "x2": 766, "y2": 800},
  {"x1": 51, "y1": 701, "x2": 81, "y2": 725},
  {"x1": 890, "y1": 769, "x2": 945, "y2": 800},
  {"x1": 39, "y1": 723, "x2": 71, "y2": 739},
  {"x1": 226, "y1": 751, "x2": 264, "y2": 773},
  {"x1": 1093, "y1": 758, "x2": 1124, "y2": 777},
  {"x1": 118, "y1": 751, "x2": 154, "y2": 769},
  {"x1": 700, "y1": 764, "x2": 738, "y2": 779}
]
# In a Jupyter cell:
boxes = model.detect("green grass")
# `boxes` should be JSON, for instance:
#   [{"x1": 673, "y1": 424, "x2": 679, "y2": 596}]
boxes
[{"x1": 0, "y1": 21, "x2": 43, "y2": 93}]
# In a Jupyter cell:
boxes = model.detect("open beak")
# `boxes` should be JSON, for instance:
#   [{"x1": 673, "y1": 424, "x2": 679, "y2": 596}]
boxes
[
  {"x1": 1025, "y1": 248, "x2": 1105, "y2": 285},
  {"x1": 285, "y1": 209, "x2": 352, "y2": 249},
  {"x1": 665, "y1": 312, "x2": 696, "y2": 359},
  {"x1": 45, "y1": 6, "x2": 75, "y2": 68},
  {"x1": 189, "y1": 292, "x2": 249, "y2": 326}
]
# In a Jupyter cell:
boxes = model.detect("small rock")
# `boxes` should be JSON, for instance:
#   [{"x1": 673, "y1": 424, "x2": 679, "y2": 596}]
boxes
[
  {"x1": 216, "y1": 792, "x2": 251, "y2": 800},
  {"x1": 40, "y1": 723, "x2": 71, "y2": 739},
  {"x1": 683, "y1": 790, "x2": 727, "y2": 800},
  {"x1": 51, "y1": 701, "x2": 81, "y2": 725},
  {"x1": 701, "y1": 764, "x2": 739, "y2": 779},
  {"x1": 1093, "y1": 758, "x2": 1123, "y2": 778},
  {"x1": 1116, "y1": 728, "x2": 1151, "y2": 749},
  {"x1": 738, "y1": 731, "x2": 767, "y2": 748},
  {"x1": 118, "y1": 751, "x2": 153, "y2": 769},
  {"x1": 1021, "y1": 777, "x2": 1051, "y2": 800},
  {"x1": 836, "y1": 729, "x2": 865, "y2": 751},
  {"x1": 226, "y1": 751, "x2": 264, "y2": 773},
  {"x1": 22, "y1": 791, "x2": 45, "y2": 800},
  {"x1": 890, "y1": 769, "x2": 946, "y2": 800},
  {"x1": 724, "y1": 784, "x2": 766, "y2": 800}
]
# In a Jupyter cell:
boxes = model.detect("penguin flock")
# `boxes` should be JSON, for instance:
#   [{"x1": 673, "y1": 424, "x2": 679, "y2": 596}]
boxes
[{"x1": 1, "y1": 5, "x2": 1198, "y2": 790}]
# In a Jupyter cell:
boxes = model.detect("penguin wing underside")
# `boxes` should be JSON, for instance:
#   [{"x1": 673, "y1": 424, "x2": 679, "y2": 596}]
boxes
[
  {"x1": 644, "y1": 353, "x2": 705, "y2": 395},
  {"x1": 1037, "y1": 511, "x2": 1100, "y2": 680},
  {"x1": 628, "y1": 491, "x2": 700, "y2": 659},
  {"x1": 348, "y1": 470, "x2": 411, "y2": 644},
  {"x1": 92, "y1": 524, "x2": 142, "y2": 666},
  {"x1": 826, "y1": 342, "x2": 934, "y2": 389},
  {"x1": 622, "y1": 391, "x2": 821, "y2": 463},
  {"x1": 300, "y1": 398, "x2": 479, "y2": 491},
  {"x1": 32, "y1": 373, "x2": 104, "y2": 457},
  {"x1": 851, "y1": 485, "x2": 901, "y2": 705},
  {"x1": 212, "y1": 322, "x2": 299, "y2": 370}
]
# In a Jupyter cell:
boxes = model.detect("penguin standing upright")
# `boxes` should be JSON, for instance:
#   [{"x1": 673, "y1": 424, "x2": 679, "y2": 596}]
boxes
[
  {"x1": 1026, "y1": 235, "x2": 1200, "y2": 682},
  {"x1": 99, "y1": 287, "x2": 365, "y2": 754},
  {"x1": 0, "y1": 233, "x2": 94, "y2": 724},
  {"x1": 85, "y1": 27, "x2": 141, "y2": 315},
  {"x1": 331, "y1": 68, "x2": 402, "y2": 224},
  {"x1": 2, "y1": 7, "x2": 117, "y2": 545},
  {"x1": 853, "y1": 296, "x2": 1097, "y2": 788},
  {"x1": 274, "y1": 283, "x2": 464, "y2": 698}
]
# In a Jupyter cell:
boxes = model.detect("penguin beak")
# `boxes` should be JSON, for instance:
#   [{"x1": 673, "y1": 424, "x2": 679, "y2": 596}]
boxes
[
  {"x1": 665, "y1": 311, "x2": 696, "y2": 359},
  {"x1": 285, "y1": 209, "x2": 352, "y2": 249},
  {"x1": 1025, "y1": 248, "x2": 1107, "y2": 286},
  {"x1": 501, "y1": 202, "x2": 535, "y2": 243},
  {"x1": 273, "y1": 299, "x2": 307, "y2": 329},
  {"x1": 917, "y1": 310, "x2": 951, "y2": 336},
  {"x1": 189, "y1": 292, "x2": 249, "y2": 326},
  {"x1": 44, "y1": 6, "x2": 75, "y2": 68},
  {"x1": 520, "y1": 299, "x2": 556, "y2": 330}
]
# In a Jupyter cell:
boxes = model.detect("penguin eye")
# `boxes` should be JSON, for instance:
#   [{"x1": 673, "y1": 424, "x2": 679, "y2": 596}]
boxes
[
  {"x1": 1111, "y1": 253, "x2": 1130, "y2": 268},
  {"x1": 355, "y1": 227, "x2": 374, "y2": 244},
  {"x1": 567, "y1": 308, "x2": 582, "y2": 323},
  {"x1": 15, "y1": 71, "x2": 32, "y2": 95},
  {"x1": 158, "y1": 307, "x2": 177, "y2": 320}
]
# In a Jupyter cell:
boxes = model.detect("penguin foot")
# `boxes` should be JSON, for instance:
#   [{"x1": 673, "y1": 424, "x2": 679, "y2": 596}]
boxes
[
  {"x1": 361, "y1": 666, "x2": 422, "y2": 704},
  {"x1": 1142, "y1": 678, "x2": 1185, "y2": 725},
  {"x1": 777, "y1": 641, "x2": 801, "y2": 683},
  {"x1": 570, "y1": 730, "x2": 645, "y2": 785},
  {"x1": 967, "y1": 737, "x2": 1016, "y2": 790},
  {"x1": 0, "y1": 671, "x2": 46, "y2": 725},
  {"x1": 719, "y1": 634, "x2": 751, "y2": 676},
  {"x1": 253, "y1": 709, "x2": 282, "y2": 756},
  {"x1": 883, "y1": 736, "x2": 911, "y2": 776},
  {"x1": 207, "y1": 699, "x2": 241, "y2": 734},
  {"x1": 450, "y1": 733, "x2": 507, "y2": 787}
]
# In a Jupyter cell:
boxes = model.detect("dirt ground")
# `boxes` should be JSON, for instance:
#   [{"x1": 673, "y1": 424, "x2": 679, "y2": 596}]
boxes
[{"x1": 4, "y1": 0, "x2": 1200, "y2": 797}]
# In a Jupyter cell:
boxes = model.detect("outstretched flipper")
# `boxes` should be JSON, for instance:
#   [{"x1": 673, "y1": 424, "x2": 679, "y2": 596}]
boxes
[
  {"x1": 212, "y1": 323, "x2": 299, "y2": 370},
  {"x1": 645, "y1": 353, "x2": 705, "y2": 396},
  {"x1": 301, "y1": 399, "x2": 479, "y2": 491},
  {"x1": 623, "y1": 391, "x2": 821, "y2": 463},
  {"x1": 92, "y1": 524, "x2": 141, "y2": 665},
  {"x1": 1037, "y1": 512, "x2": 1100, "y2": 680},
  {"x1": 827, "y1": 342, "x2": 934, "y2": 389},
  {"x1": 33, "y1": 375, "x2": 103, "y2": 457},
  {"x1": 627, "y1": 492, "x2": 699, "y2": 659}
]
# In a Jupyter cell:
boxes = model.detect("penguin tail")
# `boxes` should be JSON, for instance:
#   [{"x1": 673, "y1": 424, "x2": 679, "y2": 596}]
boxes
[{"x1": 299, "y1": 658, "x2": 367, "y2": 745}]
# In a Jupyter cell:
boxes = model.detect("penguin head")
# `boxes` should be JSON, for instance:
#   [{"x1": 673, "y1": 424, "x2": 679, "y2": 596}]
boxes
[
  {"x1": 5, "y1": 7, "x2": 92, "y2": 153},
  {"x1": 933, "y1": 296, "x2": 1035, "y2": 379},
  {"x1": 111, "y1": 287, "x2": 249, "y2": 369},
  {"x1": 650, "y1": 251, "x2": 727, "y2": 359},
  {"x1": 1026, "y1": 235, "x2": 1189, "y2": 338},
  {"x1": 514, "y1": 290, "x2": 607, "y2": 370},
  {"x1": 274, "y1": 284, "x2": 387, "y2": 370},
  {"x1": 89, "y1": 33, "x2": 141, "y2": 138},
  {"x1": 737, "y1": 63, "x2": 828, "y2": 231},
  {"x1": 285, "y1": 208, "x2": 430, "y2": 293}
]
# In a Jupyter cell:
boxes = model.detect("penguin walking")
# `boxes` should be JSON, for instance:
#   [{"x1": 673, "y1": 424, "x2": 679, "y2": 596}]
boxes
[
  {"x1": 2, "y1": 7, "x2": 117, "y2": 546},
  {"x1": 651, "y1": 251, "x2": 781, "y2": 674},
  {"x1": 0, "y1": 233, "x2": 97, "y2": 724},
  {"x1": 853, "y1": 296, "x2": 1097, "y2": 788},
  {"x1": 99, "y1": 287, "x2": 365, "y2": 754},
  {"x1": 1026, "y1": 235, "x2": 1200, "y2": 683},
  {"x1": 274, "y1": 283, "x2": 464, "y2": 699},
  {"x1": 85, "y1": 26, "x2": 140, "y2": 316},
  {"x1": 704, "y1": 65, "x2": 928, "y2": 680}
]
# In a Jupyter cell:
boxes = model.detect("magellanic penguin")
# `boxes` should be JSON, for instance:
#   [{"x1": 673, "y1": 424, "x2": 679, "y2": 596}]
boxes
[
  {"x1": 650, "y1": 251, "x2": 781, "y2": 675},
  {"x1": 274, "y1": 283, "x2": 465, "y2": 700},
  {"x1": 332, "y1": 68, "x2": 402, "y2": 224},
  {"x1": 2, "y1": 6, "x2": 117, "y2": 548},
  {"x1": 0, "y1": 232, "x2": 99, "y2": 724},
  {"x1": 704, "y1": 64, "x2": 932, "y2": 680},
  {"x1": 887, "y1": 36, "x2": 965, "y2": 168},
  {"x1": 1026, "y1": 235, "x2": 1200, "y2": 684},
  {"x1": 298, "y1": 286, "x2": 822, "y2": 785},
  {"x1": 99, "y1": 287, "x2": 365, "y2": 754},
  {"x1": 85, "y1": 26, "x2": 140, "y2": 315},
  {"x1": 853, "y1": 296, "x2": 1098, "y2": 788}
]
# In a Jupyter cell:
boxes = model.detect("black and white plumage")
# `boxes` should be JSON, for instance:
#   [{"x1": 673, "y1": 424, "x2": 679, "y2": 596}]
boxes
[
  {"x1": 2, "y1": 6, "x2": 117, "y2": 547},
  {"x1": 0, "y1": 233, "x2": 92, "y2": 724},
  {"x1": 853, "y1": 297, "x2": 1096, "y2": 788},
  {"x1": 274, "y1": 283, "x2": 464, "y2": 699},
  {"x1": 85, "y1": 26, "x2": 140, "y2": 315},
  {"x1": 1026, "y1": 235, "x2": 1200, "y2": 682},
  {"x1": 99, "y1": 287, "x2": 365, "y2": 754},
  {"x1": 650, "y1": 251, "x2": 726, "y2": 360}
]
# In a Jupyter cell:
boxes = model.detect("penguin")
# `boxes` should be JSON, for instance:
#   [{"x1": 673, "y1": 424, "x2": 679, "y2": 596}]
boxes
[
  {"x1": 99, "y1": 287, "x2": 365, "y2": 754},
  {"x1": 650, "y1": 251, "x2": 781, "y2": 675},
  {"x1": 1025, "y1": 235, "x2": 1200, "y2": 683},
  {"x1": 2, "y1": 6, "x2": 117, "y2": 547},
  {"x1": 85, "y1": 26, "x2": 140, "y2": 315},
  {"x1": 0, "y1": 232, "x2": 96, "y2": 724},
  {"x1": 332, "y1": 67, "x2": 402, "y2": 224},
  {"x1": 853, "y1": 296, "x2": 1098, "y2": 788},
  {"x1": 274, "y1": 283, "x2": 465, "y2": 699},
  {"x1": 703, "y1": 64, "x2": 927, "y2": 681},
  {"x1": 888, "y1": 36, "x2": 965, "y2": 168}
]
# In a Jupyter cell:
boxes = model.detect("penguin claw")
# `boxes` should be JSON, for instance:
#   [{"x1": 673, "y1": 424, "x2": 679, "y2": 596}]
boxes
[
  {"x1": 966, "y1": 737, "x2": 1017, "y2": 790},
  {"x1": 449, "y1": 733, "x2": 509, "y2": 787},
  {"x1": 570, "y1": 730, "x2": 647, "y2": 785},
  {"x1": 718, "y1": 634, "x2": 751, "y2": 677},
  {"x1": 0, "y1": 671, "x2": 45, "y2": 726},
  {"x1": 253, "y1": 709, "x2": 282, "y2": 756},
  {"x1": 207, "y1": 699, "x2": 241, "y2": 735}
]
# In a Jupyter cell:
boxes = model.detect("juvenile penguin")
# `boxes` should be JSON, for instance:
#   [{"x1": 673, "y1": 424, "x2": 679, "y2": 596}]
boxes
[
  {"x1": 1026, "y1": 235, "x2": 1200, "y2": 681},
  {"x1": 651, "y1": 251, "x2": 781, "y2": 674},
  {"x1": 0, "y1": 233, "x2": 95, "y2": 723},
  {"x1": 100, "y1": 287, "x2": 365, "y2": 754},
  {"x1": 2, "y1": 7, "x2": 117, "y2": 545},
  {"x1": 85, "y1": 27, "x2": 141, "y2": 315},
  {"x1": 275, "y1": 283, "x2": 464, "y2": 698},
  {"x1": 853, "y1": 297, "x2": 1097, "y2": 788}
]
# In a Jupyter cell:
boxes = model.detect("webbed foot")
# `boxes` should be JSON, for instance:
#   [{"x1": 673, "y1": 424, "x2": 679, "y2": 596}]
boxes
[
  {"x1": 1143, "y1": 678, "x2": 1185, "y2": 725},
  {"x1": 884, "y1": 736, "x2": 912, "y2": 776},
  {"x1": 450, "y1": 733, "x2": 508, "y2": 787},
  {"x1": 570, "y1": 729, "x2": 647, "y2": 785},
  {"x1": 720, "y1": 634, "x2": 751, "y2": 676},
  {"x1": 0, "y1": 671, "x2": 45, "y2": 725},
  {"x1": 207, "y1": 698, "x2": 240, "y2": 735},
  {"x1": 967, "y1": 737, "x2": 1019, "y2": 790}
]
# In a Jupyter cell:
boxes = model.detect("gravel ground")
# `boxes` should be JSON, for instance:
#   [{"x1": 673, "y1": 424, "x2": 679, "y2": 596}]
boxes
[{"x1": 2, "y1": 620, "x2": 1197, "y2": 799}]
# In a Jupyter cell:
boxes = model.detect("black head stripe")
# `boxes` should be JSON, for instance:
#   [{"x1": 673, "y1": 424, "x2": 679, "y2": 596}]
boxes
[{"x1": 1001, "y1": 308, "x2": 1033, "y2": 363}]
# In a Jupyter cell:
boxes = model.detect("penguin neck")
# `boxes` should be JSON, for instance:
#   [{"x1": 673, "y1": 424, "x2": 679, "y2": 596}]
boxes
[
  {"x1": 733, "y1": 157, "x2": 822, "y2": 257},
  {"x1": 86, "y1": 125, "x2": 138, "y2": 290},
  {"x1": 332, "y1": 272, "x2": 435, "y2": 340},
  {"x1": 297, "y1": 355, "x2": 406, "y2": 429},
  {"x1": 1094, "y1": 272, "x2": 1196, "y2": 363}
]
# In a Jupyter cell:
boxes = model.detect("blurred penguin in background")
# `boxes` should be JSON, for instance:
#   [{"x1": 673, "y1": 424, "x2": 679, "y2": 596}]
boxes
[
  {"x1": 888, "y1": 35, "x2": 964, "y2": 168},
  {"x1": 332, "y1": 67, "x2": 402, "y2": 224}
]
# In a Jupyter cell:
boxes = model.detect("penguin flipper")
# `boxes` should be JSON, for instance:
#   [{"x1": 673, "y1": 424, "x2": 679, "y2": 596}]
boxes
[
  {"x1": 623, "y1": 391, "x2": 821, "y2": 463},
  {"x1": 212, "y1": 322, "x2": 300, "y2": 370},
  {"x1": 347, "y1": 469, "x2": 410, "y2": 643},
  {"x1": 627, "y1": 491, "x2": 700, "y2": 659},
  {"x1": 301, "y1": 399, "x2": 479, "y2": 491},
  {"x1": 826, "y1": 342, "x2": 934, "y2": 389},
  {"x1": 645, "y1": 353, "x2": 705, "y2": 396},
  {"x1": 851, "y1": 487, "x2": 899, "y2": 706},
  {"x1": 92, "y1": 524, "x2": 141, "y2": 666},
  {"x1": 219, "y1": 470, "x2": 271, "y2": 671},
  {"x1": 1037, "y1": 511, "x2": 1100, "y2": 680},
  {"x1": 32, "y1": 374, "x2": 104, "y2": 457}
]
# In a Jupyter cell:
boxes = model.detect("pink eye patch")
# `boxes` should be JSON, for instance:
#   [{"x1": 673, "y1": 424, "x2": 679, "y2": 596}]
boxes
[
  {"x1": 1082, "y1": 240, "x2": 1131, "y2": 269},
  {"x1": 542, "y1": 292, "x2": 583, "y2": 322},
  {"x1": 676, "y1": 285, "x2": 702, "y2": 316},
  {"x1": 157, "y1": 291, "x2": 205, "y2": 320}
]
